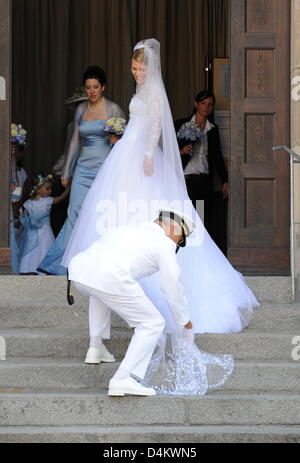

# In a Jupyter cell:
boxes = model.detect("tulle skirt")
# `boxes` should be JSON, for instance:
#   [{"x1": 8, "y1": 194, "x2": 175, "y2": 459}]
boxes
[{"x1": 63, "y1": 128, "x2": 259, "y2": 334}]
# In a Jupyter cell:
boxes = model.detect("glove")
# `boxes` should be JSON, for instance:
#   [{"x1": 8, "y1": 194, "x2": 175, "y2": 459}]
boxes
[{"x1": 143, "y1": 157, "x2": 153, "y2": 176}]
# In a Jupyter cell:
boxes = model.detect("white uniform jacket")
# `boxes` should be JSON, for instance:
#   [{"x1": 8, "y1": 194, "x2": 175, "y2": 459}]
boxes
[{"x1": 69, "y1": 222, "x2": 190, "y2": 327}]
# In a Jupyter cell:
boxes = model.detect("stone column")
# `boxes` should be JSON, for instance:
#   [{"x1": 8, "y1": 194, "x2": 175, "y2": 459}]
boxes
[{"x1": 291, "y1": 0, "x2": 300, "y2": 300}]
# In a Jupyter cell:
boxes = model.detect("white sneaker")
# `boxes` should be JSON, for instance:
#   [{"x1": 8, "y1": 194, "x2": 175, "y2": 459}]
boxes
[
  {"x1": 108, "y1": 377, "x2": 156, "y2": 397},
  {"x1": 85, "y1": 346, "x2": 115, "y2": 364}
]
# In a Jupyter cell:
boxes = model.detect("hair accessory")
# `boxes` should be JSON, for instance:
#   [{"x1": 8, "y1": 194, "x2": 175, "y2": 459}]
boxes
[
  {"x1": 65, "y1": 87, "x2": 88, "y2": 106},
  {"x1": 30, "y1": 174, "x2": 53, "y2": 198}
]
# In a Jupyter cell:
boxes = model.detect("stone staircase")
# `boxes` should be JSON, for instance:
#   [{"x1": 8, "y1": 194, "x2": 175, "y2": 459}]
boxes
[{"x1": 0, "y1": 276, "x2": 300, "y2": 443}]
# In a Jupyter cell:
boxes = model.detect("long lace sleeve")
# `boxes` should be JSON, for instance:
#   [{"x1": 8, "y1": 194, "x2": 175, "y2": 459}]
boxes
[
  {"x1": 145, "y1": 94, "x2": 161, "y2": 160},
  {"x1": 62, "y1": 102, "x2": 86, "y2": 179}
]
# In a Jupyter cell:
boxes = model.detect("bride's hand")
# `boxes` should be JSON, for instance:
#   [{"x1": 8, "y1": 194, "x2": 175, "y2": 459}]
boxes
[{"x1": 143, "y1": 157, "x2": 153, "y2": 176}]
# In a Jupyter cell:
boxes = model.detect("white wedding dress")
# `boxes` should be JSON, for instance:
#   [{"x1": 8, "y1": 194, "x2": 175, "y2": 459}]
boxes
[
  {"x1": 63, "y1": 45, "x2": 258, "y2": 336},
  {"x1": 62, "y1": 38, "x2": 260, "y2": 394}
]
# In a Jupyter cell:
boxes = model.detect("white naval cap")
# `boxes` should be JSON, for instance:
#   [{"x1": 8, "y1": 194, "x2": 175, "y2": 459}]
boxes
[{"x1": 157, "y1": 207, "x2": 196, "y2": 237}]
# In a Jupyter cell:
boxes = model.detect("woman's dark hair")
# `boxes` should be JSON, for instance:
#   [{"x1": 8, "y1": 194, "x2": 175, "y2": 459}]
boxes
[
  {"x1": 193, "y1": 90, "x2": 216, "y2": 114},
  {"x1": 83, "y1": 66, "x2": 106, "y2": 86}
]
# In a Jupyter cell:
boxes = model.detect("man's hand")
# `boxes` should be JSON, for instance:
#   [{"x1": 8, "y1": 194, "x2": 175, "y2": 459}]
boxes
[{"x1": 184, "y1": 320, "x2": 193, "y2": 329}]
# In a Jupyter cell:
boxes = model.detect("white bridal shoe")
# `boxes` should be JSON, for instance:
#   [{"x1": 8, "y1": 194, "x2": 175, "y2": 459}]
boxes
[
  {"x1": 85, "y1": 346, "x2": 115, "y2": 364},
  {"x1": 108, "y1": 377, "x2": 156, "y2": 397}
]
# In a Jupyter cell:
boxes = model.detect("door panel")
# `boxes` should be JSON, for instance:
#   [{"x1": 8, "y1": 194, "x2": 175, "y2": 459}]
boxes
[{"x1": 229, "y1": 0, "x2": 290, "y2": 275}]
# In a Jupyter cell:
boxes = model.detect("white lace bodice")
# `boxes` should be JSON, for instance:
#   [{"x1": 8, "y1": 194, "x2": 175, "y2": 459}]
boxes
[
  {"x1": 129, "y1": 95, "x2": 148, "y2": 116},
  {"x1": 129, "y1": 92, "x2": 162, "y2": 159}
]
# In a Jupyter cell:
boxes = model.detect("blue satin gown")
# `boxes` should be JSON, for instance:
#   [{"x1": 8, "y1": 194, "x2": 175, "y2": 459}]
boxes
[{"x1": 39, "y1": 120, "x2": 111, "y2": 275}]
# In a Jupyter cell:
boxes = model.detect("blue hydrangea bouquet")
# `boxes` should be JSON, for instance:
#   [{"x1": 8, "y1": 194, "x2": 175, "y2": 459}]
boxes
[
  {"x1": 11, "y1": 123, "x2": 27, "y2": 145},
  {"x1": 177, "y1": 121, "x2": 204, "y2": 143},
  {"x1": 104, "y1": 118, "x2": 127, "y2": 137}
]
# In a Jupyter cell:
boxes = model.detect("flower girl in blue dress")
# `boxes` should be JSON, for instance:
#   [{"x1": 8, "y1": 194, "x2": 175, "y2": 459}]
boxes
[{"x1": 18, "y1": 175, "x2": 70, "y2": 275}]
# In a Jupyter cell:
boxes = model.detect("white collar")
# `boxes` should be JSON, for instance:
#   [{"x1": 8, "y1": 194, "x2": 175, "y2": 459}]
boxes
[
  {"x1": 142, "y1": 222, "x2": 177, "y2": 249},
  {"x1": 191, "y1": 115, "x2": 215, "y2": 133}
]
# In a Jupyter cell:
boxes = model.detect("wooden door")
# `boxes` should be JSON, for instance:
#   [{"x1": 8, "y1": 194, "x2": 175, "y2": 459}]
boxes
[{"x1": 229, "y1": 0, "x2": 290, "y2": 275}]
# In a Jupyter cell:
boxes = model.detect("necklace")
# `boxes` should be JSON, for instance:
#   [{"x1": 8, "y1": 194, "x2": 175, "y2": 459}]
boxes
[
  {"x1": 88, "y1": 104, "x2": 98, "y2": 113},
  {"x1": 88, "y1": 97, "x2": 105, "y2": 113}
]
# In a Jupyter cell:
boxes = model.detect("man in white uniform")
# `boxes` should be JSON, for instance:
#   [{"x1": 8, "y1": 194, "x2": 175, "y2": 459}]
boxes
[{"x1": 68, "y1": 209, "x2": 195, "y2": 396}]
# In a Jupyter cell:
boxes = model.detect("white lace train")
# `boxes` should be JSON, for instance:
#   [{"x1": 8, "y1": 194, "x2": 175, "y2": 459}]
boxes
[{"x1": 143, "y1": 332, "x2": 234, "y2": 396}]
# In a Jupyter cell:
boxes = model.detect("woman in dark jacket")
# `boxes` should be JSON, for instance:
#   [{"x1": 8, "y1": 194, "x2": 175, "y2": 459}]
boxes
[
  {"x1": 175, "y1": 90, "x2": 228, "y2": 251},
  {"x1": 175, "y1": 90, "x2": 228, "y2": 207}
]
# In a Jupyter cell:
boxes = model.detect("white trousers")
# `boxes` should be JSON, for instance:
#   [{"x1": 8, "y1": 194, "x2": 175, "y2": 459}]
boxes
[{"x1": 73, "y1": 281, "x2": 165, "y2": 379}]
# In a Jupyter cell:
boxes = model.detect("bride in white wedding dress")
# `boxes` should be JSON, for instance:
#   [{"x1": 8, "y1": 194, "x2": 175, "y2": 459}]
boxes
[{"x1": 63, "y1": 38, "x2": 258, "y2": 337}]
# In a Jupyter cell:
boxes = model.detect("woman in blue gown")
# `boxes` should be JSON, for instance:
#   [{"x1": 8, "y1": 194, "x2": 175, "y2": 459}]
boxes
[{"x1": 39, "y1": 66, "x2": 125, "y2": 275}]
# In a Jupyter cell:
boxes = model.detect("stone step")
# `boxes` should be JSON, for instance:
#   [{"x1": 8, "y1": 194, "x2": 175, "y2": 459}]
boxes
[
  {"x1": 248, "y1": 314, "x2": 300, "y2": 331},
  {"x1": 245, "y1": 276, "x2": 292, "y2": 303},
  {"x1": 0, "y1": 425, "x2": 299, "y2": 443},
  {"x1": 0, "y1": 275, "x2": 293, "y2": 311},
  {"x1": 97, "y1": 360, "x2": 300, "y2": 393},
  {"x1": 0, "y1": 359, "x2": 299, "y2": 392},
  {"x1": 1, "y1": 298, "x2": 299, "y2": 330},
  {"x1": 0, "y1": 297, "x2": 126, "y2": 330},
  {"x1": 0, "y1": 328, "x2": 298, "y2": 360},
  {"x1": 0, "y1": 392, "x2": 300, "y2": 426}
]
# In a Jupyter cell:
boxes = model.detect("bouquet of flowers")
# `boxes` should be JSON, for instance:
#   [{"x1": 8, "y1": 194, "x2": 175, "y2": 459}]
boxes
[
  {"x1": 104, "y1": 117, "x2": 127, "y2": 137},
  {"x1": 177, "y1": 121, "x2": 204, "y2": 143},
  {"x1": 11, "y1": 123, "x2": 27, "y2": 145}
]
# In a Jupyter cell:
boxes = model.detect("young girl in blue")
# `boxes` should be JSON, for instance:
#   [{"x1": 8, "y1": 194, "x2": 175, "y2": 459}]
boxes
[{"x1": 18, "y1": 175, "x2": 70, "y2": 274}]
